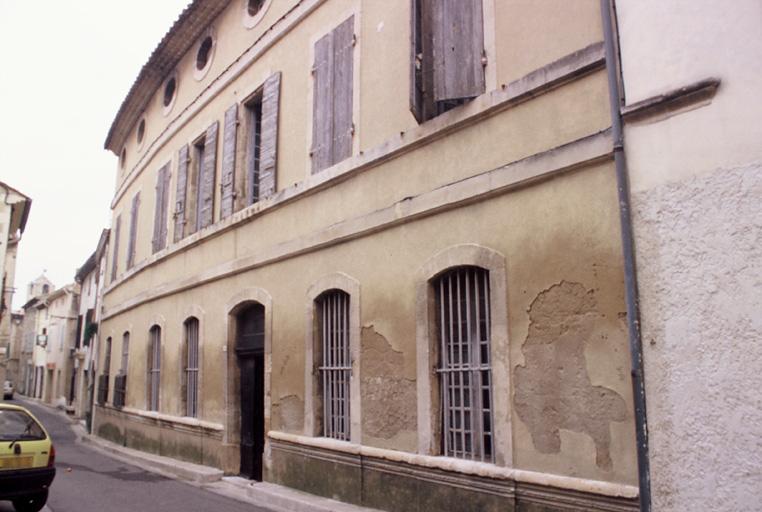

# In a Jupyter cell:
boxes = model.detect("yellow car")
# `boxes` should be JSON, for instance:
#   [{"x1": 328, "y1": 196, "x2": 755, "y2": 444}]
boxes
[{"x1": 0, "y1": 404, "x2": 56, "y2": 512}]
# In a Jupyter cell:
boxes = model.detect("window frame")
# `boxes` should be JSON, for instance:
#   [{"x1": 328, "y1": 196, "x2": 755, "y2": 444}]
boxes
[
  {"x1": 147, "y1": 325, "x2": 162, "y2": 412},
  {"x1": 304, "y1": 273, "x2": 361, "y2": 443},
  {"x1": 434, "y1": 265, "x2": 494, "y2": 462},
  {"x1": 183, "y1": 317, "x2": 200, "y2": 418},
  {"x1": 415, "y1": 244, "x2": 511, "y2": 465},
  {"x1": 316, "y1": 289, "x2": 352, "y2": 441}
]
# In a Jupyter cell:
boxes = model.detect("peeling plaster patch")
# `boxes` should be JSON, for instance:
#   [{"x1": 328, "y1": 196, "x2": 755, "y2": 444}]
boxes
[
  {"x1": 515, "y1": 281, "x2": 626, "y2": 471},
  {"x1": 361, "y1": 325, "x2": 416, "y2": 440},
  {"x1": 272, "y1": 394, "x2": 304, "y2": 433}
]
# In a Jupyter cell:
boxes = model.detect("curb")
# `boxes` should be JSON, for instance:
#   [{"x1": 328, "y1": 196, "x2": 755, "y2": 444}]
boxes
[{"x1": 18, "y1": 396, "x2": 381, "y2": 512}]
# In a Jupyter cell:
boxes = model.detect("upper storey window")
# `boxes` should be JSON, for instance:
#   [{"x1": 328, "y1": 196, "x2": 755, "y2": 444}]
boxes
[
  {"x1": 410, "y1": 0, "x2": 486, "y2": 123},
  {"x1": 173, "y1": 122, "x2": 219, "y2": 241},
  {"x1": 310, "y1": 16, "x2": 354, "y2": 174},
  {"x1": 194, "y1": 33, "x2": 215, "y2": 81},
  {"x1": 136, "y1": 119, "x2": 146, "y2": 145},
  {"x1": 196, "y1": 36, "x2": 213, "y2": 70},
  {"x1": 248, "y1": 0, "x2": 265, "y2": 16}
]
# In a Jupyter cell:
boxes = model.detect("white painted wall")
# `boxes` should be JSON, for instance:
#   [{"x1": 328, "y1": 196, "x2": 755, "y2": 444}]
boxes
[
  {"x1": 617, "y1": 1, "x2": 762, "y2": 510},
  {"x1": 618, "y1": 0, "x2": 762, "y2": 192}
]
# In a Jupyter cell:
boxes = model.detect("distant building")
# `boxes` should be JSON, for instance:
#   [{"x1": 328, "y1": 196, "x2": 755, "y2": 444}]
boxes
[
  {"x1": 0, "y1": 181, "x2": 31, "y2": 387},
  {"x1": 72, "y1": 229, "x2": 110, "y2": 424},
  {"x1": 20, "y1": 275, "x2": 54, "y2": 395}
]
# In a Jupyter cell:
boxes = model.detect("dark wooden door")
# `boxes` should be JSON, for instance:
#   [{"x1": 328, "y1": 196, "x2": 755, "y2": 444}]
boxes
[{"x1": 236, "y1": 304, "x2": 265, "y2": 481}]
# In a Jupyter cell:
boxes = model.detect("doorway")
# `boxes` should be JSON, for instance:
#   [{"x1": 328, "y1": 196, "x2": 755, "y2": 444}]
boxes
[{"x1": 235, "y1": 303, "x2": 265, "y2": 481}]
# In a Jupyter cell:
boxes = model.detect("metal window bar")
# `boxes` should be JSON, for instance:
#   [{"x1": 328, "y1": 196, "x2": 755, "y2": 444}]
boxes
[
  {"x1": 185, "y1": 319, "x2": 199, "y2": 418},
  {"x1": 436, "y1": 267, "x2": 494, "y2": 462},
  {"x1": 148, "y1": 327, "x2": 161, "y2": 411},
  {"x1": 318, "y1": 291, "x2": 351, "y2": 440},
  {"x1": 248, "y1": 100, "x2": 263, "y2": 204}
]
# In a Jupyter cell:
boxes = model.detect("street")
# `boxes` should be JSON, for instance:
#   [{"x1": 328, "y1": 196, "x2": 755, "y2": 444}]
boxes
[{"x1": 2, "y1": 399, "x2": 270, "y2": 512}]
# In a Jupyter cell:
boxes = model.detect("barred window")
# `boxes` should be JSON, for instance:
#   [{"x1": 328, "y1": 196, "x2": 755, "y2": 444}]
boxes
[
  {"x1": 435, "y1": 266, "x2": 494, "y2": 462},
  {"x1": 147, "y1": 326, "x2": 161, "y2": 412},
  {"x1": 183, "y1": 317, "x2": 200, "y2": 418},
  {"x1": 317, "y1": 290, "x2": 351, "y2": 440}
]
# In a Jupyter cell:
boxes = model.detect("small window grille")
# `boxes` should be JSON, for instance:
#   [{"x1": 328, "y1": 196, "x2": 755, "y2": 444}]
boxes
[
  {"x1": 317, "y1": 290, "x2": 351, "y2": 441},
  {"x1": 148, "y1": 326, "x2": 161, "y2": 412},
  {"x1": 246, "y1": 96, "x2": 263, "y2": 205},
  {"x1": 184, "y1": 318, "x2": 200, "y2": 418},
  {"x1": 435, "y1": 266, "x2": 494, "y2": 462}
]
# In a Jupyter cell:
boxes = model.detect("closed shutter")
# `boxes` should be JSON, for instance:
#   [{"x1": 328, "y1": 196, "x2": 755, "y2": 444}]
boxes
[
  {"x1": 174, "y1": 145, "x2": 189, "y2": 242},
  {"x1": 431, "y1": 0, "x2": 485, "y2": 102},
  {"x1": 220, "y1": 104, "x2": 238, "y2": 219},
  {"x1": 161, "y1": 164, "x2": 171, "y2": 247},
  {"x1": 311, "y1": 32, "x2": 334, "y2": 174},
  {"x1": 152, "y1": 164, "x2": 169, "y2": 253},
  {"x1": 126, "y1": 192, "x2": 140, "y2": 269},
  {"x1": 332, "y1": 16, "x2": 354, "y2": 165},
  {"x1": 198, "y1": 121, "x2": 218, "y2": 230},
  {"x1": 259, "y1": 72, "x2": 281, "y2": 198},
  {"x1": 410, "y1": 0, "x2": 436, "y2": 122},
  {"x1": 110, "y1": 215, "x2": 121, "y2": 283}
]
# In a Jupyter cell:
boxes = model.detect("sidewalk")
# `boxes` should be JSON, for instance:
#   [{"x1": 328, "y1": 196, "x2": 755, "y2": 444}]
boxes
[{"x1": 18, "y1": 397, "x2": 381, "y2": 512}]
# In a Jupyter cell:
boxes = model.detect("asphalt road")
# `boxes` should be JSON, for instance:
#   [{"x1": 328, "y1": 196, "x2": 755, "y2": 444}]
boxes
[{"x1": 1, "y1": 398, "x2": 270, "y2": 512}]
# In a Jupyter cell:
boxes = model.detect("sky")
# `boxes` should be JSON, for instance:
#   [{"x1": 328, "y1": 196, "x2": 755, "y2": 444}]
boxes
[{"x1": 0, "y1": 0, "x2": 189, "y2": 309}]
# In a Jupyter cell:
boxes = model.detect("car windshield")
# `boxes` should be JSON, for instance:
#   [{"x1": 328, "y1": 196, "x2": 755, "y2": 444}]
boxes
[{"x1": 0, "y1": 410, "x2": 46, "y2": 441}]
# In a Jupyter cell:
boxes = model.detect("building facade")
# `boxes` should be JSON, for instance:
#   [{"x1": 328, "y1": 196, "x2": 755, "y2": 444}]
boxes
[
  {"x1": 95, "y1": 1, "x2": 642, "y2": 510},
  {"x1": 615, "y1": 1, "x2": 762, "y2": 510},
  {"x1": 0, "y1": 181, "x2": 31, "y2": 387},
  {"x1": 20, "y1": 275, "x2": 54, "y2": 396},
  {"x1": 72, "y1": 229, "x2": 110, "y2": 422}
]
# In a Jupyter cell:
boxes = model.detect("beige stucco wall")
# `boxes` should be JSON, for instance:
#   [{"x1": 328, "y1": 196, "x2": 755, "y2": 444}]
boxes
[
  {"x1": 98, "y1": 0, "x2": 637, "y2": 494},
  {"x1": 618, "y1": 0, "x2": 762, "y2": 510}
]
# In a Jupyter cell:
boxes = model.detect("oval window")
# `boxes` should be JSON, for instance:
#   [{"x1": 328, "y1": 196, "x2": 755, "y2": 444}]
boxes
[
  {"x1": 163, "y1": 77, "x2": 177, "y2": 107},
  {"x1": 196, "y1": 36, "x2": 213, "y2": 71}
]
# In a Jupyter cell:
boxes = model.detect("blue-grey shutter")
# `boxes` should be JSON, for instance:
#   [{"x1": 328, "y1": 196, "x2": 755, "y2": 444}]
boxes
[
  {"x1": 174, "y1": 145, "x2": 189, "y2": 242},
  {"x1": 126, "y1": 192, "x2": 140, "y2": 269},
  {"x1": 311, "y1": 31, "x2": 334, "y2": 174},
  {"x1": 152, "y1": 164, "x2": 170, "y2": 253},
  {"x1": 198, "y1": 121, "x2": 218, "y2": 229},
  {"x1": 110, "y1": 215, "x2": 121, "y2": 283},
  {"x1": 220, "y1": 104, "x2": 238, "y2": 219},
  {"x1": 332, "y1": 16, "x2": 354, "y2": 166},
  {"x1": 431, "y1": 0, "x2": 485, "y2": 102},
  {"x1": 259, "y1": 72, "x2": 281, "y2": 198}
]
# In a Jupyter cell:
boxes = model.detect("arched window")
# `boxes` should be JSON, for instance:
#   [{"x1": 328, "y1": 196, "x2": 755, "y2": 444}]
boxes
[
  {"x1": 316, "y1": 289, "x2": 351, "y2": 440},
  {"x1": 147, "y1": 325, "x2": 161, "y2": 412},
  {"x1": 42, "y1": 284, "x2": 49, "y2": 294},
  {"x1": 183, "y1": 317, "x2": 200, "y2": 417},
  {"x1": 434, "y1": 266, "x2": 494, "y2": 462}
]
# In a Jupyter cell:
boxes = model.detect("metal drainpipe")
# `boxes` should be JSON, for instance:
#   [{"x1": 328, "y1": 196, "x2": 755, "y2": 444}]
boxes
[{"x1": 599, "y1": 1, "x2": 652, "y2": 511}]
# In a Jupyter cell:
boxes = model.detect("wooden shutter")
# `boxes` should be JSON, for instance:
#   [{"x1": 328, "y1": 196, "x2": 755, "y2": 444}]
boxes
[
  {"x1": 152, "y1": 165, "x2": 168, "y2": 254},
  {"x1": 174, "y1": 145, "x2": 189, "y2": 242},
  {"x1": 332, "y1": 15, "x2": 354, "y2": 165},
  {"x1": 126, "y1": 192, "x2": 140, "y2": 269},
  {"x1": 110, "y1": 215, "x2": 121, "y2": 283},
  {"x1": 161, "y1": 165, "x2": 171, "y2": 247},
  {"x1": 311, "y1": 31, "x2": 334, "y2": 174},
  {"x1": 220, "y1": 104, "x2": 238, "y2": 219},
  {"x1": 259, "y1": 72, "x2": 281, "y2": 198},
  {"x1": 431, "y1": 0, "x2": 485, "y2": 102},
  {"x1": 198, "y1": 121, "x2": 219, "y2": 230}
]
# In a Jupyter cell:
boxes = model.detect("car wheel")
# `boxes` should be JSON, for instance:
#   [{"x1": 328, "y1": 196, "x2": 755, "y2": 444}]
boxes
[{"x1": 12, "y1": 490, "x2": 48, "y2": 512}]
